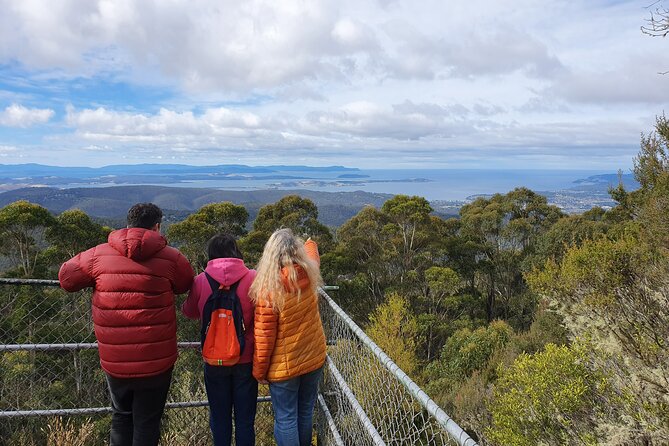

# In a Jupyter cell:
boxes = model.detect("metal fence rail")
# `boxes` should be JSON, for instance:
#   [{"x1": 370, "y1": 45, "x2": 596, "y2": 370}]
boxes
[{"x1": 318, "y1": 289, "x2": 478, "y2": 446}]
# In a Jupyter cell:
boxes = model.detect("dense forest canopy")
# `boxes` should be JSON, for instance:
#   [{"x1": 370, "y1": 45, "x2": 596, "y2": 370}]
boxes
[{"x1": 1, "y1": 116, "x2": 669, "y2": 445}]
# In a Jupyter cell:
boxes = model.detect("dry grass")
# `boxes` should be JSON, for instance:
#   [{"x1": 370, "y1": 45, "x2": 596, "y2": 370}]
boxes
[{"x1": 44, "y1": 417, "x2": 95, "y2": 446}]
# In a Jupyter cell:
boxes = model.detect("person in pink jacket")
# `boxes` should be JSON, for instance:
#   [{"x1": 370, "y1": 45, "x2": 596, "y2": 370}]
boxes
[{"x1": 182, "y1": 234, "x2": 257, "y2": 446}]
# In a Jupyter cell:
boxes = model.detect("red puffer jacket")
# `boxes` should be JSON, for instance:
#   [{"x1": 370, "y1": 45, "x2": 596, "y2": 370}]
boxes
[{"x1": 59, "y1": 228, "x2": 194, "y2": 378}]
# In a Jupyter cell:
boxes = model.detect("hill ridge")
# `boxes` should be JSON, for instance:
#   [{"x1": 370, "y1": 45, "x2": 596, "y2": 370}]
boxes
[{"x1": 0, "y1": 185, "x2": 397, "y2": 226}]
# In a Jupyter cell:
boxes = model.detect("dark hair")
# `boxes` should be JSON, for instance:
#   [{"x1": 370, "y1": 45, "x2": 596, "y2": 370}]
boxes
[
  {"x1": 127, "y1": 203, "x2": 163, "y2": 229},
  {"x1": 207, "y1": 234, "x2": 243, "y2": 261}
]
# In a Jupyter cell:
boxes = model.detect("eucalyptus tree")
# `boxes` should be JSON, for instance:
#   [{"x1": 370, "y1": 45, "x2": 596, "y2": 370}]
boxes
[
  {"x1": 421, "y1": 266, "x2": 463, "y2": 361},
  {"x1": 326, "y1": 196, "x2": 447, "y2": 320},
  {"x1": 0, "y1": 200, "x2": 56, "y2": 277},
  {"x1": 381, "y1": 194, "x2": 434, "y2": 281},
  {"x1": 241, "y1": 195, "x2": 332, "y2": 264},
  {"x1": 44, "y1": 209, "x2": 111, "y2": 265},
  {"x1": 329, "y1": 206, "x2": 392, "y2": 305},
  {"x1": 459, "y1": 188, "x2": 563, "y2": 323},
  {"x1": 167, "y1": 202, "x2": 248, "y2": 271}
]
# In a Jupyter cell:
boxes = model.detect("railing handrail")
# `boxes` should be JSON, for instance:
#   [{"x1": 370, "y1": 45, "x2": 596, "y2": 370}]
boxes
[
  {"x1": 0, "y1": 278, "x2": 339, "y2": 291},
  {"x1": 0, "y1": 342, "x2": 201, "y2": 351},
  {"x1": 0, "y1": 398, "x2": 273, "y2": 418},
  {"x1": 325, "y1": 355, "x2": 386, "y2": 446},
  {"x1": 0, "y1": 278, "x2": 60, "y2": 286},
  {"x1": 318, "y1": 288, "x2": 479, "y2": 446}
]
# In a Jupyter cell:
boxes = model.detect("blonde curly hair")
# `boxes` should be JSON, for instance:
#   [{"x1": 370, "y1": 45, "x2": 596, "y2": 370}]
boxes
[{"x1": 250, "y1": 228, "x2": 322, "y2": 312}]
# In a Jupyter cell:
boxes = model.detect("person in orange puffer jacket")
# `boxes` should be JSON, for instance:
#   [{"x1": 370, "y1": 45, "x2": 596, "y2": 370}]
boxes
[{"x1": 250, "y1": 228, "x2": 326, "y2": 446}]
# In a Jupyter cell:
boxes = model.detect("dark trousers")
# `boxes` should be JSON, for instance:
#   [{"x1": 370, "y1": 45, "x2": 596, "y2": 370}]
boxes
[
  {"x1": 106, "y1": 368, "x2": 173, "y2": 446},
  {"x1": 204, "y1": 362, "x2": 259, "y2": 446}
]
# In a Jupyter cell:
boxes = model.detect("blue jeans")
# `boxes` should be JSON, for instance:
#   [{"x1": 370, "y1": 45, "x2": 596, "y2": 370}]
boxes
[
  {"x1": 269, "y1": 367, "x2": 323, "y2": 446},
  {"x1": 204, "y1": 362, "x2": 258, "y2": 446}
]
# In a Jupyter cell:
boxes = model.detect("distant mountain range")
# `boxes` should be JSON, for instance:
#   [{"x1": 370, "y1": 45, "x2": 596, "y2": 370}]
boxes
[
  {"x1": 570, "y1": 173, "x2": 639, "y2": 190},
  {"x1": 0, "y1": 163, "x2": 355, "y2": 178},
  {"x1": 0, "y1": 163, "x2": 365, "y2": 192}
]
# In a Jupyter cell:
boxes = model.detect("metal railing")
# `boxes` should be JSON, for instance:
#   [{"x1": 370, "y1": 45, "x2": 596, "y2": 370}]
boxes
[
  {"x1": 0, "y1": 278, "x2": 476, "y2": 446},
  {"x1": 318, "y1": 289, "x2": 477, "y2": 446}
]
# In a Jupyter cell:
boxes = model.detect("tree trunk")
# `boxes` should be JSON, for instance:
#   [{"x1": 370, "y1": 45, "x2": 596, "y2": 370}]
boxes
[{"x1": 487, "y1": 271, "x2": 495, "y2": 322}]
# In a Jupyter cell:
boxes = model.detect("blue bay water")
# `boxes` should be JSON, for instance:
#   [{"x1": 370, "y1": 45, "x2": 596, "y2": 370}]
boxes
[{"x1": 160, "y1": 168, "x2": 613, "y2": 201}]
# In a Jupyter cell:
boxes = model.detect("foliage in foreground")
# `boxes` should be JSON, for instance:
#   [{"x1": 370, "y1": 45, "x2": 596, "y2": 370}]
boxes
[{"x1": 488, "y1": 343, "x2": 614, "y2": 446}]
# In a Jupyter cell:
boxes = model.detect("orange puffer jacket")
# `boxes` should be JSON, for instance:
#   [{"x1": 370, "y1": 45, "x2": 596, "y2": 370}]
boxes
[{"x1": 252, "y1": 239, "x2": 326, "y2": 382}]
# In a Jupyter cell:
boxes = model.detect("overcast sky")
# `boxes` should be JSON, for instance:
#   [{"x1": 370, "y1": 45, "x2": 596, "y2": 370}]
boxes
[{"x1": 0, "y1": 0, "x2": 667, "y2": 169}]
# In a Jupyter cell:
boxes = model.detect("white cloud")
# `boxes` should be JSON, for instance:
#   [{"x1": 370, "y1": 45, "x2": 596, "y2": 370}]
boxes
[
  {"x1": 81, "y1": 144, "x2": 112, "y2": 152},
  {"x1": 299, "y1": 100, "x2": 476, "y2": 140},
  {"x1": 552, "y1": 52, "x2": 669, "y2": 104},
  {"x1": 442, "y1": 27, "x2": 564, "y2": 78},
  {"x1": 0, "y1": 1, "x2": 581, "y2": 91},
  {"x1": 65, "y1": 106, "x2": 267, "y2": 141},
  {"x1": 331, "y1": 18, "x2": 378, "y2": 51},
  {"x1": 0, "y1": 104, "x2": 54, "y2": 127},
  {"x1": 0, "y1": 0, "x2": 665, "y2": 105},
  {"x1": 0, "y1": 0, "x2": 370, "y2": 91},
  {"x1": 378, "y1": 21, "x2": 563, "y2": 80},
  {"x1": 64, "y1": 102, "x2": 481, "y2": 145}
]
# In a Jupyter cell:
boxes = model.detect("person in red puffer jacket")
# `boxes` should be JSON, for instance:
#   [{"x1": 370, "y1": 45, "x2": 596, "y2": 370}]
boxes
[
  {"x1": 59, "y1": 203, "x2": 194, "y2": 446},
  {"x1": 182, "y1": 234, "x2": 257, "y2": 446}
]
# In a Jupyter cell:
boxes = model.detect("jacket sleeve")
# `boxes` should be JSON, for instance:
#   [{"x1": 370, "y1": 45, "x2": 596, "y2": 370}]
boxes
[
  {"x1": 304, "y1": 239, "x2": 320, "y2": 267},
  {"x1": 182, "y1": 273, "x2": 203, "y2": 320},
  {"x1": 253, "y1": 298, "x2": 278, "y2": 381},
  {"x1": 59, "y1": 248, "x2": 96, "y2": 292},
  {"x1": 172, "y1": 252, "x2": 194, "y2": 294}
]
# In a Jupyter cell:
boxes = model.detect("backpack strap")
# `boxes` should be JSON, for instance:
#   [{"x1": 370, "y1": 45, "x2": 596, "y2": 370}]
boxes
[
  {"x1": 228, "y1": 280, "x2": 241, "y2": 293},
  {"x1": 204, "y1": 272, "x2": 219, "y2": 294}
]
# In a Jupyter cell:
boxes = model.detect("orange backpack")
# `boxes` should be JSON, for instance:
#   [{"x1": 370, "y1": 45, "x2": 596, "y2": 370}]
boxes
[{"x1": 200, "y1": 273, "x2": 245, "y2": 366}]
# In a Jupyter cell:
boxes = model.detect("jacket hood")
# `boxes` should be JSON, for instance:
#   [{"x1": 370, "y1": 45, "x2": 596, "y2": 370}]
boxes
[
  {"x1": 204, "y1": 258, "x2": 250, "y2": 286},
  {"x1": 281, "y1": 264, "x2": 312, "y2": 292},
  {"x1": 108, "y1": 228, "x2": 167, "y2": 260}
]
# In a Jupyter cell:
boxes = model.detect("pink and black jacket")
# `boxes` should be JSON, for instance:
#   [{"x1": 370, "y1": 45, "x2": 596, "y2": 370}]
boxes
[{"x1": 182, "y1": 257, "x2": 256, "y2": 364}]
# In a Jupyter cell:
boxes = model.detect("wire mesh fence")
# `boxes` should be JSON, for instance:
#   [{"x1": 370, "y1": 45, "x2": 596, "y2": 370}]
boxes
[
  {"x1": 317, "y1": 289, "x2": 478, "y2": 446},
  {"x1": 0, "y1": 279, "x2": 476, "y2": 446},
  {"x1": 0, "y1": 281, "x2": 276, "y2": 446}
]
